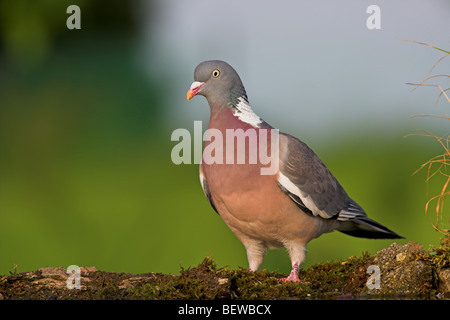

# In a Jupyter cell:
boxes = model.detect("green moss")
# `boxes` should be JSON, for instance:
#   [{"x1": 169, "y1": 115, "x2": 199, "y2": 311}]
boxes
[
  {"x1": 1, "y1": 237, "x2": 449, "y2": 300},
  {"x1": 301, "y1": 252, "x2": 374, "y2": 298}
]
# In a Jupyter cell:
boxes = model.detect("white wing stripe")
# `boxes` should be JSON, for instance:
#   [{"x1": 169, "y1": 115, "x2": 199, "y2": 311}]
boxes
[{"x1": 278, "y1": 172, "x2": 323, "y2": 218}]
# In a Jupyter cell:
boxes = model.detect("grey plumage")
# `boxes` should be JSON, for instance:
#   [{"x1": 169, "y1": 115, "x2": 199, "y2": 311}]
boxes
[
  {"x1": 187, "y1": 60, "x2": 403, "y2": 282},
  {"x1": 278, "y1": 133, "x2": 403, "y2": 239}
]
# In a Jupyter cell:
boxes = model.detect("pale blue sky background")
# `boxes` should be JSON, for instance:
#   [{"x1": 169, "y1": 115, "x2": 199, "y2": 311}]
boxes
[{"x1": 137, "y1": 0, "x2": 449, "y2": 142}]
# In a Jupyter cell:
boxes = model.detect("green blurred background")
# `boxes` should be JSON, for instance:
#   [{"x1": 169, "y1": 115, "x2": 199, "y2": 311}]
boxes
[{"x1": 0, "y1": 0, "x2": 448, "y2": 276}]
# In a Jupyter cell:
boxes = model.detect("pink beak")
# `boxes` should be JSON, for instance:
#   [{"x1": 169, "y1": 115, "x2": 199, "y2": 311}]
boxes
[{"x1": 186, "y1": 81, "x2": 205, "y2": 100}]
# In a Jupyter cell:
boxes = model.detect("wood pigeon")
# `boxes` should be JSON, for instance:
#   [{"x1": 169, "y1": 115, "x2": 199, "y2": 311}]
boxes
[{"x1": 186, "y1": 60, "x2": 403, "y2": 282}]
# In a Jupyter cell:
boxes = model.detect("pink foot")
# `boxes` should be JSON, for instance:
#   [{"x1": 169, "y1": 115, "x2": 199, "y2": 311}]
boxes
[
  {"x1": 276, "y1": 274, "x2": 303, "y2": 282},
  {"x1": 275, "y1": 263, "x2": 309, "y2": 283}
]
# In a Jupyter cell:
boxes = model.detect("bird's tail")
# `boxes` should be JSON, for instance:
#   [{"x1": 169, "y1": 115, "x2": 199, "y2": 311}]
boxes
[{"x1": 338, "y1": 217, "x2": 404, "y2": 239}]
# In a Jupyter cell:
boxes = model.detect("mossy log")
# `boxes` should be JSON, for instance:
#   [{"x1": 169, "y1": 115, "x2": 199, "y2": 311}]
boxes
[{"x1": 1, "y1": 236, "x2": 449, "y2": 300}]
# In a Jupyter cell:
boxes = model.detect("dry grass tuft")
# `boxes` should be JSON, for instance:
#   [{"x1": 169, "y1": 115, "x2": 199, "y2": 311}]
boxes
[
  {"x1": 411, "y1": 129, "x2": 450, "y2": 233},
  {"x1": 404, "y1": 40, "x2": 450, "y2": 234}
]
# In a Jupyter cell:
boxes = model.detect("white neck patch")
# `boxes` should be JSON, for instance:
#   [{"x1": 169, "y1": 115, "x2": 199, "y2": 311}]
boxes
[{"x1": 233, "y1": 97, "x2": 263, "y2": 127}]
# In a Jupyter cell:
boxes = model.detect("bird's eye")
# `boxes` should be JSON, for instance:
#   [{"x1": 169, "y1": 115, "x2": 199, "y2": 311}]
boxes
[{"x1": 212, "y1": 69, "x2": 220, "y2": 78}]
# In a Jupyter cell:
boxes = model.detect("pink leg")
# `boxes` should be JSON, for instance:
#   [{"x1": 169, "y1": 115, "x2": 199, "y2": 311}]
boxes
[{"x1": 276, "y1": 263, "x2": 306, "y2": 283}]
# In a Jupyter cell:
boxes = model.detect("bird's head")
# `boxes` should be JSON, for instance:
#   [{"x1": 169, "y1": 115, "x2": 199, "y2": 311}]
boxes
[{"x1": 186, "y1": 60, "x2": 248, "y2": 108}]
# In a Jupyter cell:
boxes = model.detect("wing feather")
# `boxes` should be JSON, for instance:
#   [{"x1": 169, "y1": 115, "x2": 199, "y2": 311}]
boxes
[
  {"x1": 277, "y1": 133, "x2": 366, "y2": 221},
  {"x1": 199, "y1": 168, "x2": 219, "y2": 215}
]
